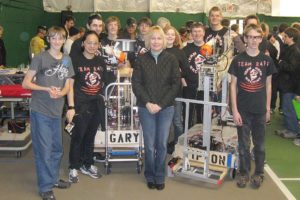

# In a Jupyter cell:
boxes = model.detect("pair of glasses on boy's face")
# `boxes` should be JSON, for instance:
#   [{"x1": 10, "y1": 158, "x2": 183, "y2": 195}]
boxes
[{"x1": 245, "y1": 35, "x2": 262, "y2": 40}]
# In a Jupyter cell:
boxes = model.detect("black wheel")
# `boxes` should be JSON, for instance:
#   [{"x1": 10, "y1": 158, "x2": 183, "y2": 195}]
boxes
[
  {"x1": 105, "y1": 163, "x2": 111, "y2": 175},
  {"x1": 137, "y1": 161, "x2": 143, "y2": 174},
  {"x1": 16, "y1": 151, "x2": 22, "y2": 158}
]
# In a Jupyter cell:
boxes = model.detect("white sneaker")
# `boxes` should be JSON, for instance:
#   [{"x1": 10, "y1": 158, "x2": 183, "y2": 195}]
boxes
[
  {"x1": 69, "y1": 169, "x2": 79, "y2": 183},
  {"x1": 294, "y1": 138, "x2": 300, "y2": 147}
]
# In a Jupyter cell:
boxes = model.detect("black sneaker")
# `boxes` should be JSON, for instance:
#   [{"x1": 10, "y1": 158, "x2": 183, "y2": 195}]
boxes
[
  {"x1": 40, "y1": 191, "x2": 56, "y2": 200},
  {"x1": 156, "y1": 183, "x2": 165, "y2": 190},
  {"x1": 80, "y1": 165, "x2": 102, "y2": 179},
  {"x1": 250, "y1": 174, "x2": 264, "y2": 189},
  {"x1": 53, "y1": 179, "x2": 71, "y2": 189},
  {"x1": 236, "y1": 174, "x2": 249, "y2": 188},
  {"x1": 147, "y1": 182, "x2": 156, "y2": 189}
]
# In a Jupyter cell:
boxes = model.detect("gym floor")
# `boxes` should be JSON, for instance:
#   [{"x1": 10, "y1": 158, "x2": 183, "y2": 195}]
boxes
[{"x1": 0, "y1": 110, "x2": 298, "y2": 200}]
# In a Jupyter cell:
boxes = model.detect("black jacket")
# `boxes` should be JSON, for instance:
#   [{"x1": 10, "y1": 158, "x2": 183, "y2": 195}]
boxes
[
  {"x1": 278, "y1": 44, "x2": 300, "y2": 94},
  {"x1": 132, "y1": 50, "x2": 181, "y2": 108}
]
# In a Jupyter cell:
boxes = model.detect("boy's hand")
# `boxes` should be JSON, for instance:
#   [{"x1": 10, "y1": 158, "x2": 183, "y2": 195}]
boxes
[
  {"x1": 233, "y1": 111, "x2": 243, "y2": 126},
  {"x1": 66, "y1": 109, "x2": 75, "y2": 123},
  {"x1": 266, "y1": 110, "x2": 271, "y2": 122}
]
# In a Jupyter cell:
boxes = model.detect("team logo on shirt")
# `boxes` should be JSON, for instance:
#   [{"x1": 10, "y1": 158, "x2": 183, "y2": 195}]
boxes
[
  {"x1": 81, "y1": 72, "x2": 101, "y2": 95},
  {"x1": 240, "y1": 66, "x2": 263, "y2": 92},
  {"x1": 188, "y1": 52, "x2": 206, "y2": 73}
]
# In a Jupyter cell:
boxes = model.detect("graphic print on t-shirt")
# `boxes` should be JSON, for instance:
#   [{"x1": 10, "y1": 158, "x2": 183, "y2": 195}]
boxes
[
  {"x1": 238, "y1": 60, "x2": 270, "y2": 93},
  {"x1": 45, "y1": 58, "x2": 70, "y2": 80},
  {"x1": 187, "y1": 51, "x2": 206, "y2": 74},
  {"x1": 81, "y1": 71, "x2": 101, "y2": 95}
]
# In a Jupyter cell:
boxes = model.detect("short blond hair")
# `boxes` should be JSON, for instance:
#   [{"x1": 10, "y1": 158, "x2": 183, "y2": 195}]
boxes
[
  {"x1": 243, "y1": 24, "x2": 263, "y2": 36},
  {"x1": 47, "y1": 26, "x2": 66, "y2": 39},
  {"x1": 145, "y1": 26, "x2": 167, "y2": 50}
]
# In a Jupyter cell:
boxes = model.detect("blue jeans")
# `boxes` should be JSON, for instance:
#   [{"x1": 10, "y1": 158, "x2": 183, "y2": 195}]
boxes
[
  {"x1": 172, "y1": 101, "x2": 183, "y2": 144},
  {"x1": 237, "y1": 111, "x2": 266, "y2": 176},
  {"x1": 139, "y1": 106, "x2": 174, "y2": 184},
  {"x1": 282, "y1": 93, "x2": 299, "y2": 134},
  {"x1": 30, "y1": 110, "x2": 63, "y2": 193}
]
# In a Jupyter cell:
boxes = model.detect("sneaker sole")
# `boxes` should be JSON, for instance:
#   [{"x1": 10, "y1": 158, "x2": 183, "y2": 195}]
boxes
[{"x1": 80, "y1": 169, "x2": 100, "y2": 179}]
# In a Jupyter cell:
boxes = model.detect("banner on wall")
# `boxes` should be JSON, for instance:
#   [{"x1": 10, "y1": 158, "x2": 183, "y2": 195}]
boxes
[{"x1": 43, "y1": 0, "x2": 271, "y2": 16}]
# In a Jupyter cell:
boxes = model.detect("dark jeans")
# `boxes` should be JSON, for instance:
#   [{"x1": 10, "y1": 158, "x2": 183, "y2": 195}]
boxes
[
  {"x1": 69, "y1": 103, "x2": 101, "y2": 169},
  {"x1": 282, "y1": 93, "x2": 299, "y2": 134},
  {"x1": 271, "y1": 75, "x2": 282, "y2": 110},
  {"x1": 182, "y1": 86, "x2": 204, "y2": 128},
  {"x1": 237, "y1": 111, "x2": 266, "y2": 176}
]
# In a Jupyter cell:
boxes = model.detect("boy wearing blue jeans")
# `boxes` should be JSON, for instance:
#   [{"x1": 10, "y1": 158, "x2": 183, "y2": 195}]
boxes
[
  {"x1": 229, "y1": 24, "x2": 276, "y2": 189},
  {"x1": 23, "y1": 26, "x2": 74, "y2": 200}
]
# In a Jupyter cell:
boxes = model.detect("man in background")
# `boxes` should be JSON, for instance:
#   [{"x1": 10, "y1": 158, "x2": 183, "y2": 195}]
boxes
[
  {"x1": 29, "y1": 25, "x2": 47, "y2": 59},
  {"x1": 0, "y1": 25, "x2": 6, "y2": 67}
]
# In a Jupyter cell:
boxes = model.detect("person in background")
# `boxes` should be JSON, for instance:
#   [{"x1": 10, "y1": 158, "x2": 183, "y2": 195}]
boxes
[
  {"x1": 67, "y1": 31, "x2": 109, "y2": 183},
  {"x1": 205, "y1": 6, "x2": 245, "y2": 54},
  {"x1": 63, "y1": 15, "x2": 75, "y2": 38},
  {"x1": 221, "y1": 18, "x2": 230, "y2": 28},
  {"x1": 0, "y1": 25, "x2": 6, "y2": 67},
  {"x1": 119, "y1": 17, "x2": 137, "y2": 40},
  {"x1": 231, "y1": 23, "x2": 242, "y2": 55},
  {"x1": 128, "y1": 17, "x2": 152, "y2": 68},
  {"x1": 275, "y1": 27, "x2": 300, "y2": 142},
  {"x1": 132, "y1": 26, "x2": 180, "y2": 191},
  {"x1": 229, "y1": 24, "x2": 276, "y2": 189},
  {"x1": 100, "y1": 16, "x2": 121, "y2": 69},
  {"x1": 29, "y1": 25, "x2": 47, "y2": 59},
  {"x1": 78, "y1": 27, "x2": 86, "y2": 38},
  {"x1": 163, "y1": 25, "x2": 189, "y2": 154},
  {"x1": 156, "y1": 17, "x2": 171, "y2": 29},
  {"x1": 63, "y1": 27, "x2": 80, "y2": 55},
  {"x1": 22, "y1": 26, "x2": 74, "y2": 200},
  {"x1": 70, "y1": 13, "x2": 104, "y2": 58},
  {"x1": 182, "y1": 22, "x2": 206, "y2": 128},
  {"x1": 260, "y1": 23, "x2": 279, "y2": 117}
]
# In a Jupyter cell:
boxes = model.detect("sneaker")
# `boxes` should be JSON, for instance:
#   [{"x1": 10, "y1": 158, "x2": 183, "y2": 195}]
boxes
[
  {"x1": 279, "y1": 109, "x2": 283, "y2": 115},
  {"x1": 266, "y1": 120, "x2": 271, "y2": 125},
  {"x1": 275, "y1": 129, "x2": 290, "y2": 137},
  {"x1": 40, "y1": 191, "x2": 56, "y2": 200},
  {"x1": 80, "y1": 165, "x2": 101, "y2": 179},
  {"x1": 250, "y1": 174, "x2": 264, "y2": 189},
  {"x1": 282, "y1": 131, "x2": 298, "y2": 139},
  {"x1": 293, "y1": 138, "x2": 300, "y2": 147},
  {"x1": 69, "y1": 169, "x2": 79, "y2": 183},
  {"x1": 53, "y1": 179, "x2": 71, "y2": 189},
  {"x1": 236, "y1": 174, "x2": 249, "y2": 188}
]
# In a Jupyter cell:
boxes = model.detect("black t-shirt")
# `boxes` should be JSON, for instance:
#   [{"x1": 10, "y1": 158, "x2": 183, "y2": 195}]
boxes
[
  {"x1": 204, "y1": 27, "x2": 228, "y2": 54},
  {"x1": 71, "y1": 53, "x2": 108, "y2": 104},
  {"x1": 183, "y1": 43, "x2": 205, "y2": 87},
  {"x1": 228, "y1": 51, "x2": 277, "y2": 114}
]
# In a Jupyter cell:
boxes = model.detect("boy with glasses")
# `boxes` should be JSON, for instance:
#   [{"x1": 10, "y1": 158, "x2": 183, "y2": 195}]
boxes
[{"x1": 228, "y1": 24, "x2": 276, "y2": 189}]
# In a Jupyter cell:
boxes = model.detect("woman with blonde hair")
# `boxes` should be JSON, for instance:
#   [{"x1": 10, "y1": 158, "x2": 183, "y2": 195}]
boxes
[{"x1": 132, "y1": 26, "x2": 180, "y2": 190}]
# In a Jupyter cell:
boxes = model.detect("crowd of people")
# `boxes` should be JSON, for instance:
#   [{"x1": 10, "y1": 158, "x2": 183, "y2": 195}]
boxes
[{"x1": 0, "y1": 5, "x2": 298, "y2": 200}]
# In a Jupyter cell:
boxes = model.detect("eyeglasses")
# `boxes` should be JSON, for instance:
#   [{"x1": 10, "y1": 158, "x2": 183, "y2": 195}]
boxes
[
  {"x1": 246, "y1": 35, "x2": 262, "y2": 40},
  {"x1": 84, "y1": 41, "x2": 99, "y2": 46}
]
